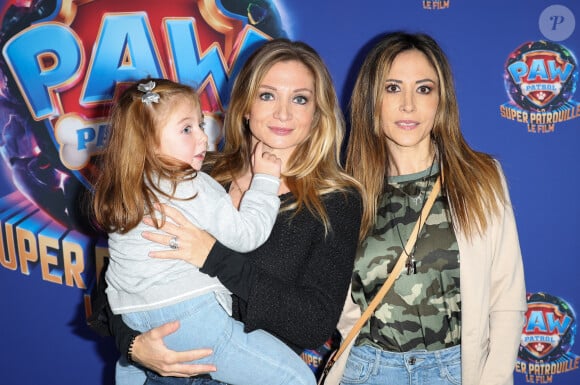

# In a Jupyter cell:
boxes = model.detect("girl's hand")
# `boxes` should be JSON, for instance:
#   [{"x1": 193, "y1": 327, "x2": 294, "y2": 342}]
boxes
[
  {"x1": 142, "y1": 203, "x2": 216, "y2": 268},
  {"x1": 252, "y1": 141, "x2": 281, "y2": 178},
  {"x1": 132, "y1": 320, "x2": 217, "y2": 377}
]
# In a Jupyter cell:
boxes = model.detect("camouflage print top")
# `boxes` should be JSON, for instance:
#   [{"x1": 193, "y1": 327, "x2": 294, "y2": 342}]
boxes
[{"x1": 352, "y1": 164, "x2": 461, "y2": 352}]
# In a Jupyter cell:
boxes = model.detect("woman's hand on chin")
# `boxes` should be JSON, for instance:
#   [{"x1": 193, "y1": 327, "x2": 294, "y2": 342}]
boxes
[
  {"x1": 132, "y1": 320, "x2": 216, "y2": 377},
  {"x1": 142, "y1": 203, "x2": 216, "y2": 268}
]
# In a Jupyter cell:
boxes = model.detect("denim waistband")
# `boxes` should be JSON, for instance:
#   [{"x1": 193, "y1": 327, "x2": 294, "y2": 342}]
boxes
[{"x1": 352, "y1": 344, "x2": 461, "y2": 370}]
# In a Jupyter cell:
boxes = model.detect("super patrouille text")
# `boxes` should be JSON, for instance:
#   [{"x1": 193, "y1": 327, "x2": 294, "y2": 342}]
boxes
[
  {"x1": 515, "y1": 356, "x2": 580, "y2": 383},
  {"x1": 0, "y1": 191, "x2": 108, "y2": 289},
  {"x1": 499, "y1": 103, "x2": 580, "y2": 133}
]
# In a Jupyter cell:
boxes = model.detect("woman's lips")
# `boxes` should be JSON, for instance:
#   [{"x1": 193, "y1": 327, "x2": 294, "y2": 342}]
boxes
[
  {"x1": 269, "y1": 126, "x2": 293, "y2": 135},
  {"x1": 396, "y1": 120, "x2": 419, "y2": 130}
]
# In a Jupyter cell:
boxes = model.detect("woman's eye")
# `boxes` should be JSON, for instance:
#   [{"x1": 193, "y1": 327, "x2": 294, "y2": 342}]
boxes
[
  {"x1": 259, "y1": 92, "x2": 274, "y2": 101},
  {"x1": 418, "y1": 85, "x2": 432, "y2": 94},
  {"x1": 293, "y1": 95, "x2": 308, "y2": 105},
  {"x1": 199, "y1": 122, "x2": 206, "y2": 131},
  {"x1": 385, "y1": 84, "x2": 399, "y2": 93},
  {"x1": 182, "y1": 126, "x2": 192, "y2": 134}
]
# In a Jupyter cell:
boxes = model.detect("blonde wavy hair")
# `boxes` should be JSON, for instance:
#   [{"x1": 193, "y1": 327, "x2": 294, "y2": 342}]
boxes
[
  {"x1": 346, "y1": 32, "x2": 506, "y2": 239},
  {"x1": 93, "y1": 78, "x2": 200, "y2": 233},
  {"x1": 208, "y1": 38, "x2": 362, "y2": 237}
]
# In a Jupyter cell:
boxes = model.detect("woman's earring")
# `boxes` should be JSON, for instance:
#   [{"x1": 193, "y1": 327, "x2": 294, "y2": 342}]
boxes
[{"x1": 243, "y1": 118, "x2": 250, "y2": 129}]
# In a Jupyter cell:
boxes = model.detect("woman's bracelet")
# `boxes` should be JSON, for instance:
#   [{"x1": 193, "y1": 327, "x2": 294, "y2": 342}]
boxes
[{"x1": 127, "y1": 334, "x2": 138, "y2": 363}]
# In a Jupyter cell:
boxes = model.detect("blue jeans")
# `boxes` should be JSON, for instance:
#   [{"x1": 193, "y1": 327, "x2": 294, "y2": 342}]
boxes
[
  {"x1": 341, "y1": 344, "x2": 461, "y2": 385},
  {"x1": 117, "y1": 292, "x2": 315, "y2": 385},
  {"x1": 116, "y1": 355, "x2": 147, "y2": 385}
]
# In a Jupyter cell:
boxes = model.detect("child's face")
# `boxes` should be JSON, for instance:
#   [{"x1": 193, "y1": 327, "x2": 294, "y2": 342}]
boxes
[{"x1": 157, "y1": 98, "x2": 207, "y2": 171}]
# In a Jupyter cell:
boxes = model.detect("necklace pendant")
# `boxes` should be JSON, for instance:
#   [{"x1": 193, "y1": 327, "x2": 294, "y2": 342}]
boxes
[{"x1": 405, "y1": 254, "x2": 416, "y2": 275}]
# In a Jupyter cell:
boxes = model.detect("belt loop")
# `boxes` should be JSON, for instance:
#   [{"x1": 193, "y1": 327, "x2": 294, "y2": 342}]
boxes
[
  {"x1": 435, "y1": 348, "x2": 444, "y2": 378},
  {"x1": 372, "y1": 346, "x2": 381, "y2": 375}
]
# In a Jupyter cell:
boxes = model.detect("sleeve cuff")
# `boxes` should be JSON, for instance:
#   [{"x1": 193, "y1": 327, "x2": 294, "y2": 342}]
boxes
[{"x1": 249, "y1": 173, "x2": 280, "y2": 195}]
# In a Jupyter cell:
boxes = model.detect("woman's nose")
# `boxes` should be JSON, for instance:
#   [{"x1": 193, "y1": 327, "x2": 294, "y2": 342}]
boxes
[
  {"x1": 273, "y1": 101, "x2": 292, "y2": 121},
  {"x1": 399, "y1": 92, "x2": 416, "y2": 112}
]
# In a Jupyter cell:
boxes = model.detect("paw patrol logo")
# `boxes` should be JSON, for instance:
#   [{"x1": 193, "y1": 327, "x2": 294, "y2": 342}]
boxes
[
  {"x1": 521, "y1": 302, "x2": 570, "y2": 359},
  {"x1": 505, "y1": 41, "x2": 576, "y2": 110},
  {"x1": 514, "y1": 50, "x2": 566, "y2": 108},
  {"x1": 516, "y1": 292, "x2": 580, "y2": 383},
  {"x1": 499, "y1": 41, "x2": 580, "y2": 134}
]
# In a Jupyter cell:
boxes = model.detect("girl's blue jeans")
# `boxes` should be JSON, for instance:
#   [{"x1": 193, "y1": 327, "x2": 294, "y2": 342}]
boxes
[{"x1": 115, "y1": 292, "x2": 314, "y2": 385}]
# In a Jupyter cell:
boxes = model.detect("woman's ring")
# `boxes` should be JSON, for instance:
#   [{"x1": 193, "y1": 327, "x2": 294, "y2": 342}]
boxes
[{"x1": 169, "y1": 236, "x2": 179, "y2": 250}]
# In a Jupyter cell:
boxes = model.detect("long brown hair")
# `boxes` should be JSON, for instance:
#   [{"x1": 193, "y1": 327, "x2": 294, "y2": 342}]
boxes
[
  {"x1": 92, "y1": 78, "x2": 200, "y2": 233},
  {"x1": 346, "y1": 32, "x2": 506, "y2": 239},
  {"x1": 208, "y1": 38, "x2": 362, "y2": 237}
]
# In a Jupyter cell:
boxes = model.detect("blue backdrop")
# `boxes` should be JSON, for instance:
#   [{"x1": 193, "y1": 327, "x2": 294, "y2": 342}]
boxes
[{"x1": 0, "y1": 1, "x2": 578, "y2": 384}]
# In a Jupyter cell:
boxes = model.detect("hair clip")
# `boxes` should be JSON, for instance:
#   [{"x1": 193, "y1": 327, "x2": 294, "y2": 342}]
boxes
[{"x1": 137, "y1": 80, "x2": 160, "y2": 105}]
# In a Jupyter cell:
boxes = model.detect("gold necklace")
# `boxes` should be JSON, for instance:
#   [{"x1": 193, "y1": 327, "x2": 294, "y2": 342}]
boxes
[
  {"x1": 231, "y1": 181, "x2": 244, "y2": 193},
  {"x1": 230, "y1": 177, "x2": 249, "y2": 194}
]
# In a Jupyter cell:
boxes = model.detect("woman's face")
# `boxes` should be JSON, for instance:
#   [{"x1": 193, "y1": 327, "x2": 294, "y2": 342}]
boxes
[
  {"x1": 380, "y1": 49, "x2": 439, "y2": 156},
  {"x1": 245, "y1": 60, "x2": 316, "y2": 161}
]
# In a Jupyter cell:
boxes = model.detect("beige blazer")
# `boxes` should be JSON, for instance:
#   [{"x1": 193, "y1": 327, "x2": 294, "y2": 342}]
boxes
[{"x1": 325, "y1": 165, "x2": 527, "y2": 385}]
